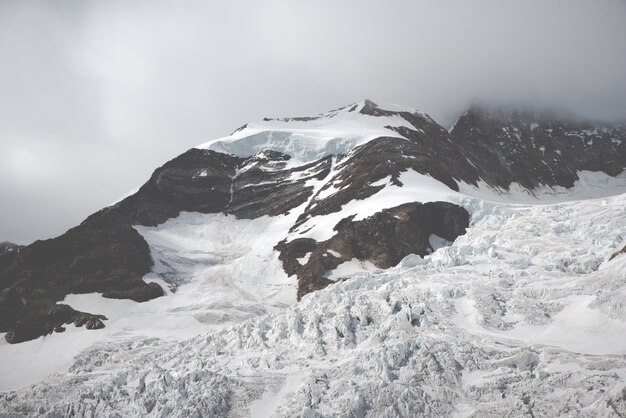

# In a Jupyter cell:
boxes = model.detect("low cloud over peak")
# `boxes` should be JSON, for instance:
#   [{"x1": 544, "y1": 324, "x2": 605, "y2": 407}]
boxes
[{"x1": 2, "y1": 0, "x2": 626, "y2": 243}]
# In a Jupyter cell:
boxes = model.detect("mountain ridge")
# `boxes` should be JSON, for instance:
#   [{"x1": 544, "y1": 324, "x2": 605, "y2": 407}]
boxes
[{"x1": 0, "y1": 100, "x2": 624, "y2": 344}]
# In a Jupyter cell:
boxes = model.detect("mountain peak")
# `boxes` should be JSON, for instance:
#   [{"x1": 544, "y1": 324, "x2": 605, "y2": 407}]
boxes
[
  {"x1": 196, "y1": 100, "x2": 439, "y2": 163},
  {"x1": 1, "y1": 99, "x2": 626, "y2": 415}
]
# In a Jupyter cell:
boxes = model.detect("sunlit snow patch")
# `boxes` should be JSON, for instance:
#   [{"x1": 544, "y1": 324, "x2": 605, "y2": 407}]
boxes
[
  {"x1": 325, "y1": 258, "x2": 379, "y2": 282},
  {"x1": 196, "y1": 101, "x2": 415, "y2": 164}
]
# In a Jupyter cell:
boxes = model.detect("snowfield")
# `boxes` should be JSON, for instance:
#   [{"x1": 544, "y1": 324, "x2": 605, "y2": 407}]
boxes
[
  {"x1": 1, "y1": 189, "x2": 625, "y2": 417},
  {"x1": 196, "y1": 101, "x2": 414, "y2": 165},
  {"x1": 1, "y1": 102, "x2": 625, "y2": 416}
]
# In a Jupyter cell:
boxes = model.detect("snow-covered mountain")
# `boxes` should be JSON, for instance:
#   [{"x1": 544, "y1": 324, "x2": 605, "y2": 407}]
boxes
[{"x1": 1, "y1": 100, "x2": 625, "y2": 417}]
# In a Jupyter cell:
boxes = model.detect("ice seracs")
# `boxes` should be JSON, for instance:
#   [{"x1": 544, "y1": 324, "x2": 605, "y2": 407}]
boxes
[
  {"x1": 0, "y1": 100, "x2": 625, "y2": 416},
  {"x1": 2, "y1": 190, "x2": 626, "y2": 417},
  {"x1": 196, "y1": 100, "x2": 422, "y2": 163}
]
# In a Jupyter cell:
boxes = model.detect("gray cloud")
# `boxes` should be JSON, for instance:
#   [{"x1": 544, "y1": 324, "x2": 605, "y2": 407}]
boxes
[{"x1": 2, "y1": 0, "x2": 626, "y2": 243}]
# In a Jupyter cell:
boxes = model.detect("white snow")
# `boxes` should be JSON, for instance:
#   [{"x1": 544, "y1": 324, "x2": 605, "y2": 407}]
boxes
[
  {"x1": 195, "y1": 101, "x2": 417, "y2": 164},
  {"x1": 248, "y1": 368, "x2": 305, "y2": 418},
  {"x1": 326, "y1": 249, "x2": 341, "y2": 258},
  {"x1": 325, "y1": 258, "x2": 379, "y2": 282},
  {"x1": 296, "y1": 252, "x2": 312, "y2": 265},
  {"x1": 107, "y1": 186, "x2": 140, "y2": 207},
  {"x1": 458, "y1": 170, "x2": 626, "y2": 204},
  {"x1": 4, "y1": 164, "x2": 624, "y2": 394},
  {"x1": 135, "y1": 212, "x2": 298, "y2": 308},
  {"x1": 2, "y1": 101, "x2": 626, "y2": 415},
  {"x1": 290, "y1": 170, "x2": 462, "y2": 242},
  {"x1": 3, "y1": 191, "x2": 626, "y2": 416},
  {"x1": 428, "y1": 234, "x2": 452, "y2": 252}
]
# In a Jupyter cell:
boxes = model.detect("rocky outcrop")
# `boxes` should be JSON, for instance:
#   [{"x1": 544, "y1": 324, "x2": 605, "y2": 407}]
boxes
[
  {"x1": 609, "y1": 244, "x2": 626, "y2": 261},
  {"x1": 291, "y1": 130, "x2": 479, "y2": 231},
  {"x1": 278, "y1": 202, "x2": 470, "y2": 299},
  {"x1": 0, "y1": 211, "x2": 155, "y2": 343},
  {"x1": 0, "y1": 149, "x2": 242, "y2": 343},
  {"x1": 113, "y1": 148, "x2": 243, "y2": 226},
  {"x1": 0, "y1": 242, "x2": 23, "y2": 272},
  {"x1": 0, "y1": 241, "x2": 23, "y2": 255},
  {"x1": 0, "y1": 149, "x2": 331, "y2": 343},
  {"x1": 449, "y1": 106, "x2": 626, "y2": 189},
  {"x1": 225, "y1": 150, "x2": 332, "y2": 218},
  {"x1": 0, "y1": 290, "x2": 107, "y2": 344}
]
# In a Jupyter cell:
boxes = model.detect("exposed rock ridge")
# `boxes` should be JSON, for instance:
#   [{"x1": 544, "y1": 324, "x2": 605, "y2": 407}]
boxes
[
  {"x1": 609, "y1": 244, "x2": 626, "y2": 261},
  {"x1": 0, "y1": 242, "x2": 24, "y2": 272},
  {"x1": 278, "y1": 201, "x2": 470, "y2": 299},
  {"x1": 0, "y1": 149, "x2": 331, "y2": 342},
  {"x1": 449, "y1": 105, "x2": 626, "y2": 189}
]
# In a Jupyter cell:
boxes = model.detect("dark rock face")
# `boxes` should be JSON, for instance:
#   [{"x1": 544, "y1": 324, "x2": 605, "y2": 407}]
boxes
[
  {"x1": 291, "y1": 112, "x2": 480, "y2": 231},
  {"x1": 0, "y1": 149, "x2": 330, "y2": 343},
  {"x1": 226, "y1": 150, "x2": 332, "y2": 218},
  {"x1": 0, "y1": 287, "x2": 107, "y2": 344},
  {"x1": 0, "y1": 211, "x2": 154, "y2": 343},
  {"x1": 114, "y1": 148, "x2": 243, "y2": 226},
  {"x1": 449, "y1": 106, "x2": 626, "y2": 189},
  {"x1": 0, "y1": 242, "x2": 24, "y2": 272},
  {"x1": 0, "y1": 149, "x2": 242, "y2": 343},
  {"x1": 278, "y1": 202, "x2": 470, "y2": 300},
  {"x1": 609, "y1": 245, "x2": 626, "y2": 261},
  {"x1": 295, "y1": 135, "x2": 473, "y2": 225},
  {"x1": 0, "y1": 241, "x2": 23, "y2": 255}
]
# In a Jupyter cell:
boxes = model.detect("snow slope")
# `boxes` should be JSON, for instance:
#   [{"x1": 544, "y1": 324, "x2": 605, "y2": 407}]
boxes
[
  {"x1": 1, "y1": 101, "x2": 625, "y2": 415},
  {"x1": 2, "y1": 191, "x2": 625, "y2": 416},
  {"x1": 196, "y1": 101, "x2": 415, "y2": 164}
]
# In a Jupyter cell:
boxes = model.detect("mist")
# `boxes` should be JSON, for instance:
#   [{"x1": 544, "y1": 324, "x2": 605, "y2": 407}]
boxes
[{"x1": 2, "y1": 0, "x2": 626, "y2": 244}]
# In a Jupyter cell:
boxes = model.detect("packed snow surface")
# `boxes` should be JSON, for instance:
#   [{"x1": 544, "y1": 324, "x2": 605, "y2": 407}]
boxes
[
  {"x1": 2, "y1": 188, "x2": 626, "y2": 416},
  {"x1": 196, "y1": 101, "x2": 415, "y2": 163},
  {"x1": 1, "y1": 100, "x2": 626, "y2": 415}
]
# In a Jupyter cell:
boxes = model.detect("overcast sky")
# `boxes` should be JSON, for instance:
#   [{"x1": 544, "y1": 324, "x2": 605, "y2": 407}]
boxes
[{"x1": 1, "y1": 0, "x2": 626, "y2": 244}]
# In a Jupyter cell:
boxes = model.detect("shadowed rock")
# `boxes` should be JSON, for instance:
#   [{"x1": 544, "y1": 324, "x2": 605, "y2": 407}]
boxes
[
  {"x1": 278, "y1": 201, "x2": 470, "y2": 300},
  {"x1": 0, "y1": 149, "x2": 329, "y2": 343},
  {"x1": 449, "y1": 106, "x2": 626, "y2": 190},
  {"x1": 609, "y1": 245, "x2": 626, "y2": 261},
  {"x1": 0, "y1": 149, "x2": 242, "y2": 343}
]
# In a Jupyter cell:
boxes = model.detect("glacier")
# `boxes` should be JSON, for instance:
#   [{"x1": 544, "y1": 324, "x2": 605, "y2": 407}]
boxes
[
  {"x1": 1, "y1": 191, "x2": 625, "y2": 416},
  {"x1": 1, "y1": 101, "x2": 625, "y2": 417}
]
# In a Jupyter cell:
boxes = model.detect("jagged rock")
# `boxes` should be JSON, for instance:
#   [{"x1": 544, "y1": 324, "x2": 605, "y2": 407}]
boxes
[
  {"x1": 4, "y1": 304, "x2": 106, "y2": 344},
  {"x1": 0, "y1": 242, "x2": 23, "y2": 256},
  {"x1": 114, "y1": 148, "x2": 243, "y2": 226},
  {"x1": 84, "y1": 318, "x2": 105, "y2": 330},
  {"x1": 278, "y1": 201, "x2": 470, "y2": 299},
  {"x1": 226, "y1": 150, "x2": 332, "y2": 218},
  {"x1": 609, "y1": 244, "x2": 626, "y2": 261},
  {"x1": 102, "y1": 282, "x2": 164, "y2": 302},
  {"x1": 449, "y1": 106, "x2": 626, "y2": 189},
  {"x1": 0, "y1": 242, "x2": 24, "y2": 272},
  {"x1": 0, "y1": 211, "x2": 154, "y2": 342},
  {"x1": 293, "y1": 113, "x2": 479, "y2": 227},
  {"x1": 73, "y1": 313, "x2": 107, "y2": 328}
]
